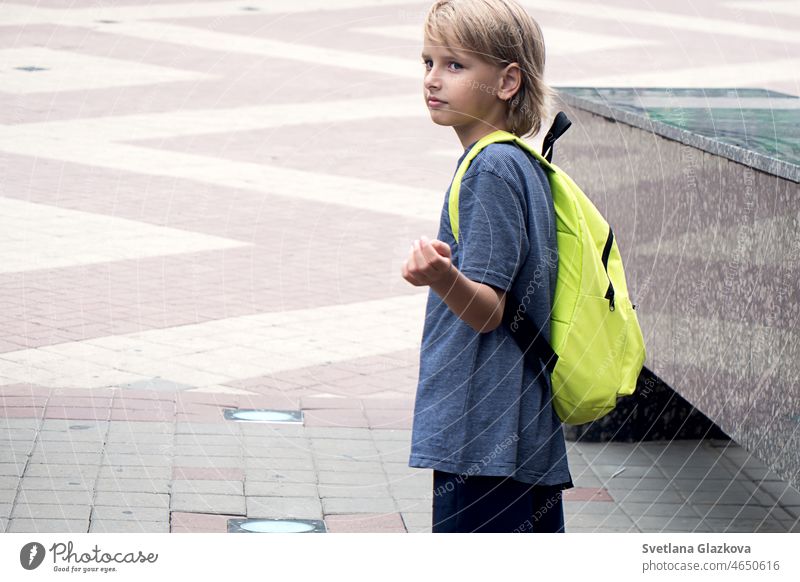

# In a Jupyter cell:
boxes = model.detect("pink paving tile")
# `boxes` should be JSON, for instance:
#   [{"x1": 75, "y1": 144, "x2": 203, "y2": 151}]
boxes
[
  {"x1": 47, "y1": 396, "x2": 113, "y2": 407},
  {"x1": 300, "y1": 396, "x2": 363, "y2": 410},
  {"x1": 172, "y1": 467, "x2": 244, "y2": 481},
  {"x1": 110, "y1": 409, "x2": 174, "y2": 422},
  {"x1": 51, "y1": 388, "x2": 115, "y2": 399},
  {"x1": 359, "y1": 398, "x2": 415, "y2": 411},
  {"x1": 302, "y1": 409, "x2": 369, "y2": 429},
  {"x1": 364, "y1": 409, "x2": 413, "y2": 430},
  {"x1": 44, "y1": 406, "x2": 111, "y2": 421},
  {"x1": 0, "y1": 406, "x2": 45, "y2": 418},
  {"x1": 175, "y1": 403, "x2": 227, "y2": 416},
  {"x1": 114, "y1": 390, "x2": 176, "y2": 401},
  {"x1": 0, "y1": 385, "x2": 52, "y2": 397},
  {"x1": 112, "y1": 399, "x2": 175, "y2": 412},
  {"x1": 175, "y1": 413, "x2": 226, "y2": 424},
  {"x1": 0, "y1": 395, "x2": 50, "y2": 407},
  {"x1": 171, "y1": 512, "x2": 243, "y2": 534},
  {"x1": 563, "y1": 487, "x2": 614, "y2": 502},
  {"x1": 324, "y1": 513, "x2": 407, "y2": 533}
]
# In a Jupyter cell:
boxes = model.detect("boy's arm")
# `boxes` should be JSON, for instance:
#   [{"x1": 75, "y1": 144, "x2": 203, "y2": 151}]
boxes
[
  {"x1": 402, "y1": 235, "x2": 506, "y2": 333},
  {"x1": 430, "y1": 265, "x2": 506, "y2": 333}
]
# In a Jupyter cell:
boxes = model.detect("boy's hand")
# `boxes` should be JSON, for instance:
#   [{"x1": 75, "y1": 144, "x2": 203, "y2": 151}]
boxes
[{"x1": 401, "y1": 235, "x2": 453, "y2": 287}]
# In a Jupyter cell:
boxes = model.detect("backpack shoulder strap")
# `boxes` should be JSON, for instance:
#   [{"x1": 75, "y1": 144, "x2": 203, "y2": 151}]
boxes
[
  {"x1": 448, "y1": 130, "x2": 556, "y2": 243},
  {"x1": 541, "y1": 112, "x2": 572, "y2": 163}
]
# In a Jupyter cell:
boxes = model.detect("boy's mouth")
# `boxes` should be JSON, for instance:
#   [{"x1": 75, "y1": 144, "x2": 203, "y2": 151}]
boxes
[{"x1": 427, "y1": 96, "x2": 447, "y2": 107}]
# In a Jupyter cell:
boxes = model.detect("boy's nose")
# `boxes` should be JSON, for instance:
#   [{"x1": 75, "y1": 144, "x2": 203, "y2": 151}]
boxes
[{"x1": 424, "y1": 72, "x2": 441, "y2": 91}]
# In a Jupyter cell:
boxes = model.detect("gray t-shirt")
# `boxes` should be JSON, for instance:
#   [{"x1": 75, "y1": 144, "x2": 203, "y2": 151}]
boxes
[{"x1": 408, "y1": 140, "x2": 572, "y2": 487}]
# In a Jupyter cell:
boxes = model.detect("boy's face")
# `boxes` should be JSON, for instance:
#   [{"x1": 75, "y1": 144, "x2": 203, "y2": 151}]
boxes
[{"x1": 421, "y1": 36, "x2": 515, "y2": 144}]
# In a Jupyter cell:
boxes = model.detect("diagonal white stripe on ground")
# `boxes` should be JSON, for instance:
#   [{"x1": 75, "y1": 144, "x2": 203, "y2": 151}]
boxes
[
  {"x1": 2, "y1": 94, "x2": 424, "y2": 141},
  {"x1": 0, "y1": 293, "x2": 427, "y2": 389},
  {"x1": 0, "y1": 47, "x2": 213, "y2": 94},
  {"x1": 0, "y1": 197, "x2": 250, "y2": 275},
  {"x1": 0, "y1": 141, "x2": 441, "y2": 220},
  {"x1": 726, "y1": 1, "x2": 800, "y2": 18},
  {"x1": 0, "y1": 0, "x2": 421, "y2": 26}
]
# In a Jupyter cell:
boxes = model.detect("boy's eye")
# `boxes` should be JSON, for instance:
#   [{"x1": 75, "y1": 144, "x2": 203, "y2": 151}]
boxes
[{"x1": 422, "y1": 59, "x2": 463, "y2": 71}]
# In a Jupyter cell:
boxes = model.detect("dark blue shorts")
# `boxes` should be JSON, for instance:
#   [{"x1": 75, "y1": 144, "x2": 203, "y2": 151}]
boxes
[{"x1": 432, "y1": 470, "x2": 568, "y2": 533}]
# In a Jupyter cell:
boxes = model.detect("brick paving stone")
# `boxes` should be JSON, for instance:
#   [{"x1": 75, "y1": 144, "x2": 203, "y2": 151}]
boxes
[
  {"x1": 19, "y1": 477, "x2": 93, "y2": 492},
  {"x1": 173, "y1": 444, "x2": 242, "y2": 457},
  {"x1": 24, "y1": 464, "x2": 99, "y2": 479},
  {"x1": 91, "y1": 506, "x2": 170, "y2": 522},
  {"x1": 173, "y1": 466, "x2": 244, "y2": 481},
  {"x1": 90, "y1": 520, "x2": 169, "y2": 533},
  {"x1": 98, "y1": 465, "x2": 171, "y2": 480},
  {"x1": 322, "y1": 497, "x2": 396, "y2": 515},
  {"x1": 245, "y1": 449, "x2": 313, "y2": 464},
  {"x1": 172, "y1": 480, "x2": 243, "y2": 495},
  {"x1": 318, "y1": 483, "x2": 391, "y2": 499},
  {"x1": 32, "y1": 441, "x2": 105, "y2": 454},
  {"x1": 618, "y1": 501, "x2": 701, "y2": 518},
  {"x1": 94, "y1": 491, "x2": 170, "y2": 508},
  {"x1": 325, "y1": 512, "x2": 406, "y2": 533},
  {"x1": 692, "y1": 503, "x2": 792, "y2": 521},
  {"x1": 633, "y1": 515, "x2": 714, "y2": 533},
  {"x1": 245, "y1": 457, "x2": 315, "y2": 471},
  {"x1": 245, "y1": 482, "x2": 317, "y2": 497},
  {"x1": 610, "y1": 488, "x2": 685, "y2": 504},
  {"x1": 564, "y1": 500, "x2": 629, "y2": 516},
  {"x1": 244, "y1": 445, "x2": 313, "y2": 459},
  {"x1": 315, "y1": 459, "x2": 384, "y2": 473},
  {"x1": 17, "y1": 489, "x2": 93, "y2": 505},
  {"x1": 7, "y1": 518, "x2": 89, "y2": 533},
  {"x1": 246, "y1": 496, "x2": 323, "y2": 520},
  {"x1": 317, "y1": 471, "x2": 390, "y2": 486},
  {"x1": 12, "y1": 503, "x2": 91, "y2": 520},
  {"x1": 245, "y1": 468, "x2": 317, "y2": 483},
  {"x1": 306, "y1": 427, "x2": 374, "y2": 440},
  {"x1": 102, "y1": 453, "x2": 173, "y2": 468},
  {"x1": 565, "y1": 513, "x2": 638, "y2": 531},
  {"x1": 0, "y1": 476, "x2": 21, "y2": 490},
  {"x1": 171, "y1": 492, "x2": 246, "y2": 515},
  {"x1": 563, "y1": 487, "x2": 614, "y2": 502},
  {"x1": 95, "y1": 478, "x2": 171, "y2": 494}
]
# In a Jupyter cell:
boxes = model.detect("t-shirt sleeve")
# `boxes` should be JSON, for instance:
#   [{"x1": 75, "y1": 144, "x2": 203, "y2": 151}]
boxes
[{"x1": 456, "y1": 169, "x2": 529, "y2": 292}]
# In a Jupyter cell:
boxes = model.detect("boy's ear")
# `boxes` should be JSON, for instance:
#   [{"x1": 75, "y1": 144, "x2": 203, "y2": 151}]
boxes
[{"x1": 497, "y1": 62, "x2": 522, "y2": 101}]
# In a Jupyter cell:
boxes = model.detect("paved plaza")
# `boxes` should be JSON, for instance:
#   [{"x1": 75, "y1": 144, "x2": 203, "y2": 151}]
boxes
[{"x1": 1, "y1": 0, "x2": 799, "y2": 533}]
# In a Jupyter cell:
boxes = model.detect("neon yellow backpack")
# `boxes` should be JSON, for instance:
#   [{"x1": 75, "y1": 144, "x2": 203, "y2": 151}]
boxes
[{"x1": 448, "y1": 113, "x2": 646, "y2": 425}]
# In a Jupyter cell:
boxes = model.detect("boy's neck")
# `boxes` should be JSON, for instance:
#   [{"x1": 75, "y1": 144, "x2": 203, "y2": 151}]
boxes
[{"x1": 455, "y1": 121, "x2": 512, "y2": 150}]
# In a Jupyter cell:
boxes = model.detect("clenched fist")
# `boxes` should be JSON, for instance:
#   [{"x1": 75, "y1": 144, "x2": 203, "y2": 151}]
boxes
[{"x1": 401, "y1": 234, "x2": 453, "y2": 287}]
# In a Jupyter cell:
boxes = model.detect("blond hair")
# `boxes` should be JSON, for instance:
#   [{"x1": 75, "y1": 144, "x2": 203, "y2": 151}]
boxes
[{"x1": 423, "y1": 0, "x2": 556, "y2": 138}]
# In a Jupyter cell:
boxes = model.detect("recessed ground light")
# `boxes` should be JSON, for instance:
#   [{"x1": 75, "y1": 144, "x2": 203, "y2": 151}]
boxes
[
  {"x1": 223, "y1": 409, "x2": 303, "y2": 424},
  {"x1": 228, "y1": 518, "x2": 325, "y2": 533}
]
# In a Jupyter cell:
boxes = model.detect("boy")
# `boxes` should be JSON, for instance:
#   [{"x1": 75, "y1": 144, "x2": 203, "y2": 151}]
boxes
[{"x1": 401, "y1": 0, "x2": 572, "y2": 533}]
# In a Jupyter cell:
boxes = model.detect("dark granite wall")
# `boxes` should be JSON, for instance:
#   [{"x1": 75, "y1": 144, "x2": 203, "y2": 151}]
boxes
[{"x1": 551, "y1": 100, "x2": 800, "y2": 489}]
